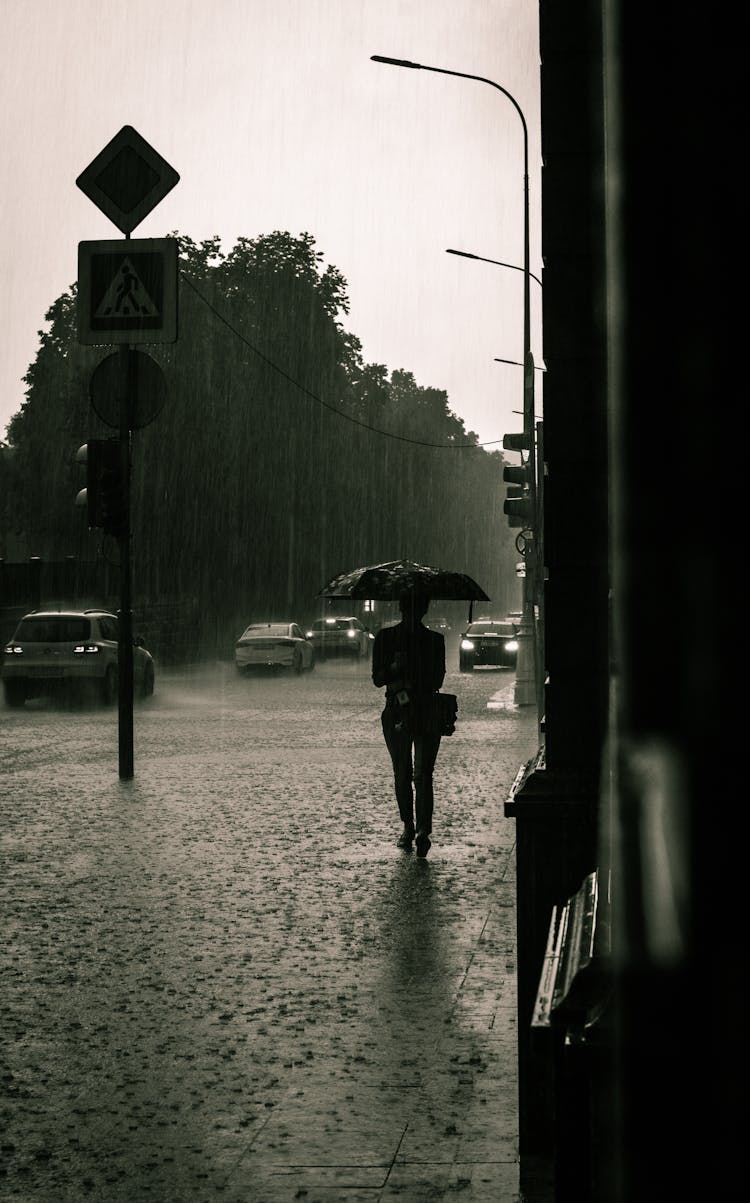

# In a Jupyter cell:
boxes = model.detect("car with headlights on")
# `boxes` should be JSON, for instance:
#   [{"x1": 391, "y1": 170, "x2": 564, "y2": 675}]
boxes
[
  {"x1": 426, "y1": 615, "x2": 452, "y2": 639},
  {"x1": 305, "y1": 616, "x2": 374, "y2": 660},
  {"x1": 458, "y1": 618, "x2": 519, "y2": 672},
  {"x1": 2, "y1": 609, "x2": 155, "y2": 706},
  {"x1": 235, "y1": 622, "x2": 315, "y2": 674}
]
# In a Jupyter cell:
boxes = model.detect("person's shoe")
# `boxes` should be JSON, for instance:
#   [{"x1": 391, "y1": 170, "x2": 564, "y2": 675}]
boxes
[
  {"x1": 397, "y1": 825, "x2": 415, "y2": 849},
  {"x1": 415, "y1": 833, "x2": 431, "y2": 858}
]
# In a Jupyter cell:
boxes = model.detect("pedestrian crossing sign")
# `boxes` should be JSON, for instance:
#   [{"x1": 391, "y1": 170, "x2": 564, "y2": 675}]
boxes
[{"x1": 77, "y1": 238, "x2": 178, "y2": 345}]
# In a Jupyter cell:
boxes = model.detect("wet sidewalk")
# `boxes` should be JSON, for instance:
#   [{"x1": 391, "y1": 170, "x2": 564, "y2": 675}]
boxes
[
  {"x1": 1, "y1": 672, "x2": 536, "y2": 1201},
  {"x1": 228, "y1": 851, "x2": 521, "y2": 1202}
]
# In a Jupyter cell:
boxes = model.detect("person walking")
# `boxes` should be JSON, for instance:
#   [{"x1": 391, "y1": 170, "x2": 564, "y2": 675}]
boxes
[{"x1": 372, "y1": 590, "x2": 446, "y2": 857}]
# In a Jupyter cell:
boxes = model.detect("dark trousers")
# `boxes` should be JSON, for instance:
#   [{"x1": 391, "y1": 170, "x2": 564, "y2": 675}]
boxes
[{"x1": 381, "y1": 707, "x2": 441, "y2": 835}]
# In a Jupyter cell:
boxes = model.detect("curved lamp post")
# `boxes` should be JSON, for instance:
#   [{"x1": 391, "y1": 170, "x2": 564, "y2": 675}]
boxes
[
  {"x1": 447, "y1": 246, "x2": 543, "y2": 291},
  {"x1": 372, "y1": 54, "x2": 539, "y2": 708},
  {"x1": 447, "y1": 249, "x2": 545, "y2": 372},
  {"x1": 495, "y1": 357, "x2": 545, "y2": 371}
]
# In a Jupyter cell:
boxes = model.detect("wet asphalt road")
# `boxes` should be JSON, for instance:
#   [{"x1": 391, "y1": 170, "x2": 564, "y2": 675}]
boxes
[{"x1": 1, "y1": 657, "x2": 539, "y2": 1202}]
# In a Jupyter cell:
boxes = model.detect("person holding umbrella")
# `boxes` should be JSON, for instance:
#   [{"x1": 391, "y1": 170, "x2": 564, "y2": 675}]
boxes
[
  {"x1": 318, "y1": 561, "x2": 487, "y2": 855},
  {"x1": 372, "y1": 590, "x2": 446, "y2": 857}
]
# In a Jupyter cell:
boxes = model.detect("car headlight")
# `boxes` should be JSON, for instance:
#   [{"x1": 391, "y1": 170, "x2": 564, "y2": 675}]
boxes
[
  {"x1": 461, "y1": 639, "x2": 475, "y2": 651},
  {"x1": 346, "y1": 630, "x2": 356, "y2": 638},
  {"x1": 4, "y1": 645, "x2": 23, "y2": 654},
  {"x1": 305, "y1": 631, "x2": 313, "y2": 638},
  {"x1": 505, "y1": 640, "x2": 519, "y2": 652},
  {"x1": 73, "y1": 644, "x2": 100, "y2": 654}
]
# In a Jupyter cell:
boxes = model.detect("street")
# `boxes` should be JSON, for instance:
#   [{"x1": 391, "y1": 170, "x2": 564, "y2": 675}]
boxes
[{"x1": 1, "y1": 657, "x2": 538, "y2": 1202}]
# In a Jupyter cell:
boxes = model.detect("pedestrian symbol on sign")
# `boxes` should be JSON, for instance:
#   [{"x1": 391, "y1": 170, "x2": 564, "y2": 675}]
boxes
[
  {"x1": 77, "y1": 238, "x2": 177, "y2": 345},
  {"x1": 95, "y1": 257, "x2": 159, "y2": 319}
]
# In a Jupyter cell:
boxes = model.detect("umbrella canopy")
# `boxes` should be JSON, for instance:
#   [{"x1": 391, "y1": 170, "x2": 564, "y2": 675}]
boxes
[{"x1": 317, "y1": 559, "x2": 490, "y2": 603}]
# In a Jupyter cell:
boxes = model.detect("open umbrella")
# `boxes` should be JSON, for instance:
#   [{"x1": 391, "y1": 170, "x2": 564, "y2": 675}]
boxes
[{"x1": 317, "y1": 559, "x2": 490, "y2": 620}]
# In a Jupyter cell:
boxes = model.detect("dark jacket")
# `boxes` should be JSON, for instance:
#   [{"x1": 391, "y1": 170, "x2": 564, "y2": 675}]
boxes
[{"x1": 372, "y1": 620, "x2": 446, "y2": 700}]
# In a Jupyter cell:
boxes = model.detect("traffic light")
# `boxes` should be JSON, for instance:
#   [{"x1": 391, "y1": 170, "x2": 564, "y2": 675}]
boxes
[
  {"x1": 503, "y1": 462, "x2": 532, "y2": 488},
  {"x1": 75, "y1": 439, "x2": 127, "y2": 538},
  {"x1": 502, "y1": 431, "x2": 532, "y2": 454},
  {"x1": 76, "y1": 440, "x2": 103, "y2": 527},
  {"x1": 503, "y1": 493, "x2": 534, "y2": 528},
  {"x1": 502, "y1": 432, "x2": 534, "y2": 529}
]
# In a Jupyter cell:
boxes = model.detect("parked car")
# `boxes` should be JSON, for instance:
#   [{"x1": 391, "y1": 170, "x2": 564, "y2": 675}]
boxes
[
  {"x1": 235, "y1": 622, "x2": 315, "y2": 674},
  {"x1": 305, "y1": 616, "x2": 374, "y2": 660},
  {"x1": 459, "y1": 618, "x2": 519, "y2": 672},
  {"x1": 2, "y1": 609, "x2": 155, "y2": 706}
]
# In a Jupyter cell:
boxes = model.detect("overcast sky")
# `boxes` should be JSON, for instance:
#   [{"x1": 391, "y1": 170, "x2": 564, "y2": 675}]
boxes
[{"x1": 0, "y1": 0, "x2": 542, "y2": 449}]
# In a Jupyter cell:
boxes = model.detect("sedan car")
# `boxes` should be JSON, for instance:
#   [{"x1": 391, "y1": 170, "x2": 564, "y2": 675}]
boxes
[
  {"x1": 459, "y1": 619, "x2": 519, "y2": 672},
  {"x1": 2, "y1": 609, "x2": 155, "y2": 706},
  {"x1": 235, "y1": 622, "x2": 315, "y2": 674},
  {"x1": 305, "y1": 616, "x2": 374, "y2": 660}
]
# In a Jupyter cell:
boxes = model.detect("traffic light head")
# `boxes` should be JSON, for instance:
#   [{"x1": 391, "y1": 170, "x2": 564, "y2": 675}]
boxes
[
  {"x1": 76, "y1": 440, "x2": 103, "y2": 528},
  {"x1": 503, "y1": 462, "x2": 532, "y2": 487},
  {"x1": 502, "y1": 432, "x2": 534, "y2": 530},
  {"x1": 75, "y1": 439, "x2": 127, "y2": 538},
  {"x1": 503, "y1": 495, "x2": 534, "y2": 527},
  {"x1": 502, "y1": 431, "x2": 532, "y2": 453}
]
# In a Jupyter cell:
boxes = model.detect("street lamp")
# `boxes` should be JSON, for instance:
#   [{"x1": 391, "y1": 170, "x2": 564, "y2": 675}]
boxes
[
  {"x1": 372, "y1": 54, "x2": 539, "y2": 707},
  {"x1": 446, "y1": 248, "x2": 545, "y2": 371},
  {"x1": 496, "y1": 358, "x2": 545, "y2": 371},
  {"x1": 446, "y1": 247, "x2": 544, "y2": 291}
]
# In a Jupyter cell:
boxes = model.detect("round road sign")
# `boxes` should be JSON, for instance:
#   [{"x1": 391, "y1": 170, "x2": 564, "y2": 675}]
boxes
[{"x1": 89, "y1": 350, "x2": 166, "y2": 430}]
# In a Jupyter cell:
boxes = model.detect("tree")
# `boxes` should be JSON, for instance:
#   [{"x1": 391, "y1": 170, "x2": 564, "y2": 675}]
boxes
[{"x1": 4, "y1": 232, "x2": 519, "y2": 652}]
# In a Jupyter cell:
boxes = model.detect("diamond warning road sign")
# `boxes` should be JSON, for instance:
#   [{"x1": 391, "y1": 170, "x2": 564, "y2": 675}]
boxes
[
  {"x1": 76, "y1": 126, "x2": 180, "y2": 235},
  {"x1": 77, "y1": 238, "x2": 178, "y2": 345}
]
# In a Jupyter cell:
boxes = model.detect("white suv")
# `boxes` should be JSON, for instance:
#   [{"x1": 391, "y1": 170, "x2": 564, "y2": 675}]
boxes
[{"x1": 2, "y1": 609, "x2": 155, "y2": 706}]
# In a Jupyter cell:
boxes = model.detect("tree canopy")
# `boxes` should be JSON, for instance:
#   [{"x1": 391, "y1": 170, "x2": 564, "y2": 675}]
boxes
[{"x1": 2, "y1": 232, "x2": 519, "y2": 650}]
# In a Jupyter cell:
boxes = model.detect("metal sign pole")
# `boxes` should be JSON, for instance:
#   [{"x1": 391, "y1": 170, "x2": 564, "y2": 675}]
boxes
[
  {"x1": 117, "y1": 343, "x2": 134, "y2": 780},
  {"x1": 513, "y1": 354, "x2": 536, "y2": 706},
  {"x1": 535, "y1": 419, "x2": 545, "y2": 729},
  {"x1": 76, "y1": 126, "x2": 179, "y2": 780}
]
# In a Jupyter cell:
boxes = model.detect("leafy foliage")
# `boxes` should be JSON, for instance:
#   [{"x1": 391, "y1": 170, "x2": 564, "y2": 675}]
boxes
[{"x1": 1, "y1": 232, "x2": 518, "y2": 648}]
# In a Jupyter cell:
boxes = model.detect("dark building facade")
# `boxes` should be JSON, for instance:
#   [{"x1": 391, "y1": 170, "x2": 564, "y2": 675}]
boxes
[{"x1": 508, "y1": 3, "x2": 741, "y2": 1199}]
